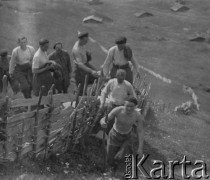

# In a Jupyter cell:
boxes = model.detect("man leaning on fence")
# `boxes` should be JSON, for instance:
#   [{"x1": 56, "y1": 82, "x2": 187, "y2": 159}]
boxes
[
  {"x1": 100, "y1": 97, "x2": 144, "y2": 173},
  {"x1": 72, "y1": 32, "x2": 100, "y2": 95},
  {"x1": 101, "y1": 36, "x2": 140, "y2": 84}
]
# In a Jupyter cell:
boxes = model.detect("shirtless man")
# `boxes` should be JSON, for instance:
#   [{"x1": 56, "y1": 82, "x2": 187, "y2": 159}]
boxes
[{"x1": 100, "y1": 97, "x2": 144, "y2": 171}]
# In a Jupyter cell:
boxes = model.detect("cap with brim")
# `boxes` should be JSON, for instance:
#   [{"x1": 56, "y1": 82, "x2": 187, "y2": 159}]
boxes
[
  {"x1": 39, "y1": 38, "x2": 49, "y2": 46},
  {"x1": 78, "y1": 32, "x2": 89, "y2": 39},
  {"x1": 53, "y1": 42, "x2": 62, "y2": 49},
  {"x1": 115, "y1": 36, "x2": 127, "y2": 45},
  {"x1": 0, "y1": 49, "x2": 8, "y2": 57}
]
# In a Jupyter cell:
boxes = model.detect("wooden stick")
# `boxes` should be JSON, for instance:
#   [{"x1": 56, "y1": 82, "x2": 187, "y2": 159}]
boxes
[
  {"x1": 32, "y1": 86, "x2": 44, "y2": 159},
  {"x1": 82, "y1": 75, "x2": 88, "y2": 96},
  {"x1": 44, "y1": 84, "x2": 54, "y2": 160}
]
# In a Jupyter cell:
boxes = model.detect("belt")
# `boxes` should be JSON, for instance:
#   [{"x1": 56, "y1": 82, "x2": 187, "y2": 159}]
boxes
[{"x1": 113, "y1": 63, "x2": 129, "y2": 69}]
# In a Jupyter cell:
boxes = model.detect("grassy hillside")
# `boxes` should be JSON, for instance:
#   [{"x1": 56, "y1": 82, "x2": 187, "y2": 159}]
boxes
[{"x1": 0, "y1": 0, "x2": 209, "y2": 179}]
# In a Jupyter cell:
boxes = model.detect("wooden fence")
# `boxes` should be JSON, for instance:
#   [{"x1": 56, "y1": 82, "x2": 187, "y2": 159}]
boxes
[{"x1": 0, "y1": 73, "x2": 151, "y2": 163}]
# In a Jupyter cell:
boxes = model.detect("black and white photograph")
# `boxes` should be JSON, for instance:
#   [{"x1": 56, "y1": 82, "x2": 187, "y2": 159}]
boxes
[{"x1": 0, "y1": 0, "x2": 209, "y2": 179}]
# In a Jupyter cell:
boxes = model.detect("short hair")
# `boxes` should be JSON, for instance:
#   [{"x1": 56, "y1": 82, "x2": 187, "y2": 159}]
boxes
[
  {"x1": 116, "y1": 69, "x2": 126, "y2": 76},
  {"x1": 18, "y1": 36, "x2": 27, "y2": 43},
  {"x1": 53, "y1": 42, "x2": 62, "y2": 49},
  {"x1": 115, "y1": 36, "x2": 127, "y2": 45},
  {"x1": 78, "y1": 32, "x2": 89, "y2": 39},
  {"x1": 126, "y1": 97, "x2": 138, "y2": 106},
  {"x1": 39, "y1": 38, "x2": 49, "y2": 46}
]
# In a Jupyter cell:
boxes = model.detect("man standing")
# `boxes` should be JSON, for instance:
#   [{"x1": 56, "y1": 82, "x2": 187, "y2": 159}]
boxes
[
  {"x1": 99, "y1": 69, "x2": 136, "y2": 133},
  {"x1": 72, "y1": 32, "x2": 99, "y2": 95},
  {"x1": 0, "y1": 49, "x2": 19, "y2": 94},
  {"x1": 9, "y1": 36, "x2": 35, "y2": 98},
  {"x1": 101, "y1": 36, "x2": 140, "y2": 84},
  {"x1": 48, "y1": 42, "x2": 72, "y2": 93},
  {"x1": 32, "y1": 38, "x2": 56, "y2": 96},
  {"x1": 100, "y1": 97, "x2": 144, "y2": 172}
]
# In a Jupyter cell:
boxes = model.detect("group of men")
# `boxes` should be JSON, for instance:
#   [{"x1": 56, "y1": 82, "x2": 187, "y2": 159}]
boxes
[
  {"x1": 0, "y1": 32, "x2": 144, "y2": 173},
  {"x1": 0, "y1": 36, "x2": 72, "y2": 97}
]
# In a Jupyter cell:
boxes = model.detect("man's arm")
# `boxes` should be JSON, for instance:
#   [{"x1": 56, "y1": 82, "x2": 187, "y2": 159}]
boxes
[
  {"x1": 128, "y1": 83, "x2": 137, "y2": 98},
  {"x1": 135, "y1": 113, "x2": 144, "y2": 156},
  {"x1": 66, "y1": 51, "x2": 72, "y2": 74},
  {"x1": 100, "y1": 80, "x2": 111, "y2": 108},
  {"x1": 130, "y1": 55, "x2": 140, "y2": 75},
  {"x1": 101, "y1": 48, "x2": 113, "y2": 77},
  {"x1": 9, "y1": 49, "x2": 17, "y2": 75},
  {"x1": 100, "y1": 106, "x2": 121, "y2": 128},
  {"x1": 73, "y1": 49, "x2": 95, "y2": 74}
]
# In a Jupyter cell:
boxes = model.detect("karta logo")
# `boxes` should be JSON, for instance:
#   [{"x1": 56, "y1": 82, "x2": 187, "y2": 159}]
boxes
[{"x1": 124, "y1": 154, "x2": 209, "y2": 179}]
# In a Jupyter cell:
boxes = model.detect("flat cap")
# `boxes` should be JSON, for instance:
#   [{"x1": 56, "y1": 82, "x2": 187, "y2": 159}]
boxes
[
  {"x1": 115, "y1": 36, "x2": 127, "y2": 44},
  {"x1": 53, "y1": 42, "x2": 62, "y2": 49},
  {"x1": 78, "y1": 32, "x2": 89, "y2": 39},
  {"x1": 39, "y1": 38, "x2": 49, "y2": 46},
  {"x1": 0, "y1": 49, "x2": 8, "y2": 57}
]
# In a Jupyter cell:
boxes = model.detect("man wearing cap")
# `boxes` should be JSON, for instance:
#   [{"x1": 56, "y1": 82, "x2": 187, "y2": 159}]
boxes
[
  {"x1": 48, "y1": 42, "x2": 72, "y2": 93},
  {"x1": 0, "y1": 50, "x2": 19, "y2": 94},
  {"x1": 101, "y1": 36, "x2": 140, "y2": 84},
  {"x1": 9, "y1": 36, "x2": 35, "y2": 98},
  {"x1": 72, "y1": 32, "x2": 99, "y2": 95},
  {"x1": 32, "y1": 38, "x2": 56, "y2": 96}
]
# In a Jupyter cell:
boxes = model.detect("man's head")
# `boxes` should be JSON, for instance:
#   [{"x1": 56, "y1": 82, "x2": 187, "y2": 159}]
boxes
[
  {"x1": 18, "y1": 36, "x2": 28, "y2": 50},
  {"x1": 39, "y1": 38, "x2": 49, "y2": 52},
  {"x1": 116, "y1": 69, "x2": 126, "y2": 83},
  {"x1": 53, "y1": 42, "x2": 62, "y2": 53},
  {"x1": 115, "y1": 36, "x2": 127, "y2": 51},
  {"x1": 0, "y1": 49, "x2": 8, "y2": 58},
  {"x1": 78, "y1": 32, "x2": 89, "y2": 45},
  {"x1": 124, "y1": 97, "x2": 138, "y2": 114}
]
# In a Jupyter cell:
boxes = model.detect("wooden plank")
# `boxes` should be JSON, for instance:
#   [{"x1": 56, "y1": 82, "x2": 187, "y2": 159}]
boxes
[
  {"x1": 50, "y1": 106, "x2": 74, "y2": 123},
  {"x1": 7, "y1": 111, "x2": 35, "y2": 125},
  {"x1": 10, "y1": 96, "x2": 50, "y2": 108},
  {"x1": 20, "y1": 143, "x2": 33, "y2": 157},
  {"x1": 52, "y1": 93, "x2": 76, "y2": 107}
]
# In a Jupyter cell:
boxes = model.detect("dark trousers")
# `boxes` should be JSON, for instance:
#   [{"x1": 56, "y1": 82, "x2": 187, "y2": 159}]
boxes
[
  {"x1": 33, "y1": 70, "x2": 54, "y2": 97},
  {"x1": 74, "y1": 63, "x2": 97, "y2": 96},
  {"x1": 15, "y1": 64, "x2": 32, "y2": 98},
  {"x1": 107, "y1": 128, "x2": 132, "y2": 168},
  {"x1": 110, "y1": 63, "x2": 133, "y2": 84}
]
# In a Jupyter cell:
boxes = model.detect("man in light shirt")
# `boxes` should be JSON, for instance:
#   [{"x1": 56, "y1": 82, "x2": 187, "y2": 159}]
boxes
[
  {"x1": 72, "y1": 32, "x2": 99, "y2": 95},
  {"x1": 101, "y1": 36, "x2": 140, "y2": 84},
  {"x1": 100, "y1": 69, "x2": 136, "y2": 133},
  {"x1": 9, "y1": 36, "x2": 35, "y2": 98},
  {"x1": 100, "y1": 69, "x2": 136, "y2": 108},
  {"x1": 32, "y1": 38, "x2": 56, "y2": 96}
]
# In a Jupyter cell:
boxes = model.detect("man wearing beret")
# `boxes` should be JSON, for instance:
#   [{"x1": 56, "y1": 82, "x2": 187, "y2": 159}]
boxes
[
  {"x1": 101, "y1": 36, "x2": 140, "y2": 84},
  {"x1": 72, "y1": 32, "x2": 100, "y2": 95},
  {"x1": 9, "y1": 36, "x2": 35, "y2": 98},
  {"x1": 48, "y1": 42, "x2": 72, "y2": 93},
  {"x1": 32, "y1": 38, "x2": 56, "y2": 96},
  {"x1": 0, "y1": 50, "x2": 19, "y2": 94}
]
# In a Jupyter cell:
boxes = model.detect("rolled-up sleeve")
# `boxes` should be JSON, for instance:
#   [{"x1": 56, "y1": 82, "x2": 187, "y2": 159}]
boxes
[
  {"x1": 102, "y1": 48, "x2": 114, "y2": 76},
  {"x1": 9, "y1": 49, "x2": 17, "y2": 74}
]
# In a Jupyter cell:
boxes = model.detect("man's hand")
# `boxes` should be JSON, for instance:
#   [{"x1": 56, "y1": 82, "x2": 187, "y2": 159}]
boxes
[
  {"x1": 91, "y1": 70, "x2": 100, "y2": 77},
  {"x1": 100, "y1": 117, "x2": 107, "y2": 129}
]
